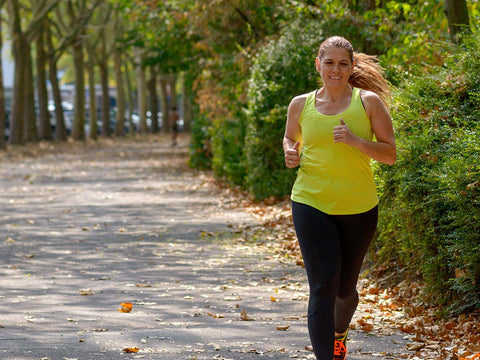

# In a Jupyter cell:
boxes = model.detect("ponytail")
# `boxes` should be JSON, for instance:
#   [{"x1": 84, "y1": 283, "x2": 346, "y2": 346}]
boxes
[{"x1": 350, "y1": 52, "x2": 390, "y2": 104}]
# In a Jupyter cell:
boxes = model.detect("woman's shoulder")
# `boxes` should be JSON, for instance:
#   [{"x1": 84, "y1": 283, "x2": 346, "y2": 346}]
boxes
[
  {"x1": 289, "y1": 91, "x2": 315, "y2": 109},
  {"x1": 359, "y1": 88, "x2": 390, "y2": 119},
  {"x1": 359, "y1": 88, "x2": 385, "y2": 110},
  {"x1": 359, "y1": 88, "x2": 383, "y2": 103}
]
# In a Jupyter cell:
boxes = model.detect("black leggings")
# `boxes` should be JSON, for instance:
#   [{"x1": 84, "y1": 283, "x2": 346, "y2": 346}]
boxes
[{"x1": 291, "y1": 201, "x2": 378, "y2": 360}]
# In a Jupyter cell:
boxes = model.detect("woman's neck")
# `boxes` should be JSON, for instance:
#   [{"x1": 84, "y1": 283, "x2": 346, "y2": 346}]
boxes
[
  {"x1": 315, "y1": 86, "x2": 354, "y2": 116},
  {"x1": 318, "y1": 85, "x2": 353, "y2": 103}
]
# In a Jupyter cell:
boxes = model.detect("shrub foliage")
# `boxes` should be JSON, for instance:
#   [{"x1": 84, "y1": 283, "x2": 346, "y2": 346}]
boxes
[
  {"x1": 375, "y1": 35, "x2": 480, "y2": 314},
  {"x1": 244, "y1": 20, "x2": 320, "y2": 200}
]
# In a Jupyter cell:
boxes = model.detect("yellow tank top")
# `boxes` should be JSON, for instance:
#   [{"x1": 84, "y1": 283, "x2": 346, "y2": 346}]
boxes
[{"x1": 291, "y1": 87, "x2": 378, "y2": 215}]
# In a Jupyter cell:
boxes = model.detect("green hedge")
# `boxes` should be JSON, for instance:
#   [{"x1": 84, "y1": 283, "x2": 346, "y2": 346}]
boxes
[
  {"x1": 375, "y1": 35, "x2": 480, "y2": 314},
  {"x1": 210, "y1": 114, "x2": 247, "y2": 186},
  {"x1": 188, "y1": 58, "x2": 249, "y2": 185},
  {"x1": 189, "y1": 109, "x2": 212, "y2": 170},
  {"x1": 244, "y1": 20, "x2": 320, "y2": 200}
]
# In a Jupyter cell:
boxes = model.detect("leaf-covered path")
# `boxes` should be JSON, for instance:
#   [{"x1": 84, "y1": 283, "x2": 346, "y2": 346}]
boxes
[{"x1": 0, "y1": 136, "x2": 408, "y2": 359}]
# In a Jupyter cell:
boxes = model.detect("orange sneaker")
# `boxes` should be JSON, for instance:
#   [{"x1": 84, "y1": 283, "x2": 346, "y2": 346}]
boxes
[
  {"x1": 333, "y1": 339, "x2": 347, "y2": 359},
  {"x1": 333, "y1": 330, "x2": 348, "y2": 360}
]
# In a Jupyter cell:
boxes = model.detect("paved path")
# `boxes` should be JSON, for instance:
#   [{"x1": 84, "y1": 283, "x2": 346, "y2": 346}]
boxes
[{"x1": 0, "y1": 136, "x2": 409, "y2": 359}]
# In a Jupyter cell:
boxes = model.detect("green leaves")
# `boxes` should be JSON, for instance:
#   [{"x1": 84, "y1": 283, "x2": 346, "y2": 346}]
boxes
[{"x1": 375, "y1": 31, "x2": 480, "y2": 314}]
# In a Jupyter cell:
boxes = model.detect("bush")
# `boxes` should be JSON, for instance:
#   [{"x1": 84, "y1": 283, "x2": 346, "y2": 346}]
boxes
[
  {"x1": 374, "y1": 34, "x2": 480, "y2": 314},
  {"x1": 244, "y1": 20, "x2": 320, "y2": 200},
  {"x1": 189, "y1": 109, "x2": 212, "y2": 170},
  {"x1": 210, "y1": 114, "x2": 247, "y2": 186},
  {"x1": 189, "y1": 53, "x2": 251, "y2": 185}
]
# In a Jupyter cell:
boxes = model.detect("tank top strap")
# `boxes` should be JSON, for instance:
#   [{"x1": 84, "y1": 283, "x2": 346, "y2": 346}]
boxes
[{"x1": 299, "y1": 91, "x2": 317, "y2": 126}]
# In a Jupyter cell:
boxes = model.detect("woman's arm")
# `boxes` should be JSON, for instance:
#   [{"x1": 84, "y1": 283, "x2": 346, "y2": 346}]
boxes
[
  {"x1": 333, "y1": 90, "x2": 396, "y2": 165},
  {"x1": 283, "y1": 95, "x2": 305, "y2": 168}
]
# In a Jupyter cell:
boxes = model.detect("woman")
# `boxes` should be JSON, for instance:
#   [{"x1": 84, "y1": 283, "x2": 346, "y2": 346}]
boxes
[{"x1": 283, "y1": 36, "x2": 396, "y2": 360}]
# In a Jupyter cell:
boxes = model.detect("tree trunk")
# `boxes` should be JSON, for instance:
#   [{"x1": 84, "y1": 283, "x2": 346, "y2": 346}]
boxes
[
  {"x1": 136, "y1": 55, "x2": 148, "y2": 134},
  {"x1": 444, "y1": 0, "x2": 470, "y2": 43},
  {"x1": 49, "y1": 62, "x2": 66, "y2": 140},
  {"x1": 86, "y1": 46, "x2": 98, "y2": 140},
  {"x1": 100, "y1": 62, "x2": 110, "y2": 137},
  {"x1": 181, "y1": 74, "x2": 192, "y2": 132},
  {"x1": 0, "y1": 17, "x2": 6, "y2": 149},
  {"x1": 124, "y1": 59, "x2": 134, "y2": 134},
  {"x1": 362, "y1": 0, "x2": 380, "y2": 11},
  {"x1": 36, "y1": 18, "x2": 52, "y2": 140},
  {"x1": 148, "y1": 66, "x2": 159, "y2": 133},
  {"x1": 8, "y1": 0, "x2": 25, "y2": 144},
  {"x1": 23, "y1": 41, "x2": 38, "y2": 142},
  {"x1": 158, "y1": 74, "x2": 169, "y2": 133},
  {"x1": 114, "y1": 51, "x2": 126, "y2": 137},
  {"x1": 46, "y1": 18, "x2": 66, "y2": 141},
  {"x1": 71, "y1": 35, "x2": 86, "y2": 141}
]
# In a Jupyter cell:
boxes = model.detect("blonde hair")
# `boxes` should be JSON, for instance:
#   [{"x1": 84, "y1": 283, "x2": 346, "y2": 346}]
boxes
[{"x1": 318, "y1": 36, "x2": 390, "y2": 104}]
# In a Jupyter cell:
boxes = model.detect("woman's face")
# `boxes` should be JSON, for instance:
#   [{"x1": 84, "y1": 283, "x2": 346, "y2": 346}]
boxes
[{"x1": 316, "y1": 47, "x2": 354, "y2": 89}]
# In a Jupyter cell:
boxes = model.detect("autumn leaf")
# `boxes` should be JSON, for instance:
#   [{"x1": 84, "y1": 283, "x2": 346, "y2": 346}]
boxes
[
  {"x1": 276, "y1": 325, "x2": 290, "y2": 331},
  {"x1": 455, "y1": 268, "x2": 467, "y2": 278},
  {"x1": 135, "y1": 283, "x2": 152, "y2": 288},
  {"x1": 122, "y1": 347, "x2": 139, "y2": 353},
  {"x1": 240, "y1": 309, "x2": 254, "y2": 321},
  {"x1": 357, "y1": 318, "x2": 374, "y2": 332},
  {"x1": 118, "y1": 302, "x2": 133, "y2": 313},
  {"x1": 78, "y1": 289, "x2": 93, "y2": 296},
  {"x1": 406, "y1": 342, "x2": 425, "y2": 351},
  {"x1": 207, "y1": 312, "x2": 225, "y2": 319}
]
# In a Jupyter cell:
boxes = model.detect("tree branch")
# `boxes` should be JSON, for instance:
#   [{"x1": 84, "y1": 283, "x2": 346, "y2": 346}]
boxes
[
  {"x1": 234, "y1": 7, "x2": 260, "y2": 39},
  {"x1": 25, "y1": 0, "x2": 60, "y2": 42}
]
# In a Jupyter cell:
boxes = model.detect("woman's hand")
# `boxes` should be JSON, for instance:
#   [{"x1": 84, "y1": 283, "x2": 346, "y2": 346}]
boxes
[
  {"x1": 285, "y1": 141, "x2": 300, "y2": 168},
  {"x1": 333, "y1": 118, "x2": 358, "y2": 145}
]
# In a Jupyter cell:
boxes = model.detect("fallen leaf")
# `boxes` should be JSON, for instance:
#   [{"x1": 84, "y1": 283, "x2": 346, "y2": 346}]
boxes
[
  {"x1": 123, "y1": 347, "x2": 139, "y2": 353},
  {"x1": 407, "y1": 342, "x2": 425, "y2": 351},
  {"x1": 276, "y1": 325, "x2": 290, "y2": 331},
  {"x1": 357, "y1": 318, "x2": 374, "y2": 332},
  {"x1": 135, "y1": 283, "x2": 152, "y2": 288},
  {"x1": 78, "y1": 289, "x2": 93, "y2": 296},
  {"x1": 118, "y1": 302, "x2": 133, "y2": 313},
  {"x1": 207, "y1": 312, "x2": 225, "y2": 319},
  {"x1": 240, "y1": 309, "x2": 254, "y2": 321}
]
